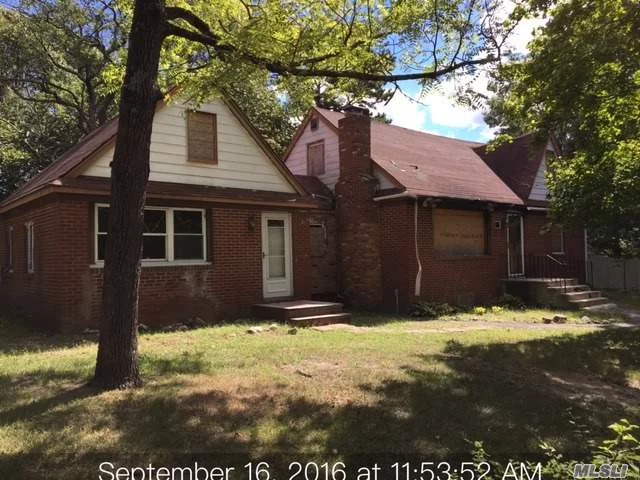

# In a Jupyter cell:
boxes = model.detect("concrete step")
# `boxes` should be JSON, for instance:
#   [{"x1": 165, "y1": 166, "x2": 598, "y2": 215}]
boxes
[
  {"x1": 548, "y1": 284, "x2": 591, "y2": 293},
  {"x1": 546, "y1": 278, "x2": 579, "y2": 287},
  {"x1": 569, "y1": 297, "x2": 611, "y2": 308},
  {"x1": 561, "y1": 290, "x2": 602, "y2": 301},
  {"x1": 252, "y1": 301, "x2": 343, "y2": 321},
  {"x1": 288, "y1": 312, "x2": 352, "y2": 327},
  {"x1": 582, "y1": 303, "x2": 619, "y2": 311}
]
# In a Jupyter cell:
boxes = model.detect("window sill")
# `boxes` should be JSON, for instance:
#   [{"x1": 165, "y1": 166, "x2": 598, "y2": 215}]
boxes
[{"x1": 90, "y1": 261, "x2": 212, "y2": 269}]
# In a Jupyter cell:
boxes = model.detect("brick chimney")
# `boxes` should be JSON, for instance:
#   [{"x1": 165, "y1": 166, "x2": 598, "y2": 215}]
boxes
[{"x1": 335, "y1": 108, "x2": 383, "y2": 308}]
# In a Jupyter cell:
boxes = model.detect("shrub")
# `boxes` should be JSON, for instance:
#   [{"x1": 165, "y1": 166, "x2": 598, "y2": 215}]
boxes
[
  {"x1": 490, "y1": 306, "x2": 504, "y2": 314},
  {"x1": 409, "y1": 302, "x2": 457, "y2": 319},
  {"x1": 467, "y1": 420, "x2": 639, "y2": 480},
  {"x1": 473, "y1": 306, "x2": 487, "y2": 316},
  {"x1": 497, "y1": 293, "x2": 527, "y2": 310}
]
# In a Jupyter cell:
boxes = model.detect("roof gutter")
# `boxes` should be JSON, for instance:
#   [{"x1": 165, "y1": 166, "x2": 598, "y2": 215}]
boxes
[
  {"x1": 527, "y1": 206, "x2": 550, "y2": 211},
  {"x1": 373, "y1": 190, "x2": 416, "y2": 201}
]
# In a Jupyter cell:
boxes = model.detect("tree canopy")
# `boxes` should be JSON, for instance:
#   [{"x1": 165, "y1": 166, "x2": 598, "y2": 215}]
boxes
[{"x1": 486, "y1": 0, "x2": 640, "y2": 256}]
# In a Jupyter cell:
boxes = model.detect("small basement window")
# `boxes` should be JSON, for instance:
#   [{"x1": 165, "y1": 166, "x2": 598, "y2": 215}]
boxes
[
  {"x1": 95, "y1": 205, "x2": 207, "y2": 264},
  {"x1": 187, "y1": 110, "x2": 218, "y2": 164},
  {"x1": 307, "y1": 141, "x2": 325, "y2": 176},
  {"x1": 25, "y1": 222, "x2": 34, "y2": 273}
]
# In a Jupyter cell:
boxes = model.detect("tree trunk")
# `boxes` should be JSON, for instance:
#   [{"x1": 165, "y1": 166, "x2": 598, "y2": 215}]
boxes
[{"x1": 92, "y1": 0, "x2": 167, "y2": 389}]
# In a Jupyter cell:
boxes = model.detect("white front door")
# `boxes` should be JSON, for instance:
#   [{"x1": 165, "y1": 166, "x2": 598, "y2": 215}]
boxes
[{"x1": 262, "y1": 212, "x2": 293, "y2": 298}]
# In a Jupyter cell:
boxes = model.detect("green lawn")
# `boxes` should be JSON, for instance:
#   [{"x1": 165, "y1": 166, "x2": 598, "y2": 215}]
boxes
[{"x1": 0, "y1": 312, "x2": 638, "y2": 479}]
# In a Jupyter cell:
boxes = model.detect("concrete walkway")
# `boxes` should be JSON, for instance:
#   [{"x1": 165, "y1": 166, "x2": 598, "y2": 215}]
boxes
[{"x1": 311, "y1": 319, "x2": 640, "y2": 334}]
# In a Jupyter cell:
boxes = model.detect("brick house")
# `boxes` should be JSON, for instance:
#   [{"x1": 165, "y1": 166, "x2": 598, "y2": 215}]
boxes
[
  {"x1": 284, "y1": 107, "x2": 587, "y2": 312},
  {"x1": 0, "y1": 98, "x2": 588, "y2": 331},
  {"x1": 0, "y1": 96, "x2": 334, "y2": 331}
]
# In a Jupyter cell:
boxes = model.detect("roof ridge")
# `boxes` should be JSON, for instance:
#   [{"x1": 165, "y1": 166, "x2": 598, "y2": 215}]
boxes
[{"x1": 314, "y1": 106, "x2": 485, "y2": 146}]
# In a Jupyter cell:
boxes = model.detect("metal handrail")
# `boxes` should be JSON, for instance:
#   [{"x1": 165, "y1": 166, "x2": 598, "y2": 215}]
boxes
[{"x1": 545, "y1": 254, "x2": 568, "y2": 266}]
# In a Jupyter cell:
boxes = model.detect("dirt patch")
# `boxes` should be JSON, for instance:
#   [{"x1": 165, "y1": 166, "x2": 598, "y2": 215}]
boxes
[{"x1": 543, "y1": 371, "x2": 640, "y2": 410}]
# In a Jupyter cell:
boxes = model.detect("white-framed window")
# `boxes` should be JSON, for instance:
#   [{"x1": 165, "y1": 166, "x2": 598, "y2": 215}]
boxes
[
  {"x1": 94, "y1": 204, "x2": 207, "y2": 265},
  {"x1": 25, "y1": 222, "x2": 34, "y2": 273},
  {"x1": 6, "y1": 226, "x2": 13, "y2": 271}
]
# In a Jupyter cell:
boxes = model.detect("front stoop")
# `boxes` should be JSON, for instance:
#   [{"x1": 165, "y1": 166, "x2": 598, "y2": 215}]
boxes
[
  {"x1": 545, "y1": 279, "x2": 612, "y2": 310},
  {"x1": 252, "y1": 300, "x2": 351, "y2": 327}
]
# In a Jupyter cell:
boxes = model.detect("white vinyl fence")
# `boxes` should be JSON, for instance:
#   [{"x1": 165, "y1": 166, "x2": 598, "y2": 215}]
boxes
[{"x1": 589, "y1": 255, "x2": 640, "y2": 290}]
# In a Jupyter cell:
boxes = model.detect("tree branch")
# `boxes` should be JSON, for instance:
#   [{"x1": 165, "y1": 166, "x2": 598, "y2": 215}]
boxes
[{"x1": 164, "y1": 5, "x2": 498, "y2": 84}]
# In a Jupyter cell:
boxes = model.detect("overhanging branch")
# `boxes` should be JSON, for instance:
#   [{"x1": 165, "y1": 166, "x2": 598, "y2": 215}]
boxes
[{"x1": 164, "y1": 6, "x2": 497, "y2": 84}]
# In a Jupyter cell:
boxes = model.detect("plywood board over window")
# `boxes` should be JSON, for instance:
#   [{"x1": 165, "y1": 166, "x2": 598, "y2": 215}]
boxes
[
  {"x1": 434, "y1": 209, "x2": 487, "y2": 256},
  {"x1": 187, "y1": 111, "x2": 217, "y2": 164},
  {"x1": 307, "y1": 141, "x2": 325, "y2": 176}
]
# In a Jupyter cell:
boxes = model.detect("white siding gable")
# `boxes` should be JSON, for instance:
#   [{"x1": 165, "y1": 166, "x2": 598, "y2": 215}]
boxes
[
  {"x1": 81, "y1": 98, "x2": 295, "y2": 193},
  {"x1": 529, "y1": 140, "x2": 556, "y2": 202},
  {"x1": 374, "y1": 167, "x2": 396, "y2": 190},
  {"x1": 285, "y1": 115, "x2": 340, "y2": 189}
]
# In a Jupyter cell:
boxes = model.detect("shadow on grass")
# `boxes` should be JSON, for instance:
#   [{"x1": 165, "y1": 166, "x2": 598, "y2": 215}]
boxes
[
  {"x1": 0, "y1": 321, "x2": 98, "y2": 355},
  {"x1": 0, "y1": 328, "x2": 638, "y2": 478}
]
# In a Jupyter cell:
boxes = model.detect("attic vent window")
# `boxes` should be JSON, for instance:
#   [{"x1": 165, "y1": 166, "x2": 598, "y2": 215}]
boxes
[
  {"x1": 310, "y1": 117, "x2": 319, "y2": 131},
  {"x1": 187, "y1": 111, "x2": 218, "y2": 164}
]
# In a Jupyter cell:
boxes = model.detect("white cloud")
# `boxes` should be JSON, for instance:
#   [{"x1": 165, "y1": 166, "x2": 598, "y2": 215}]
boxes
[
  {"x1": 374, "y1": 93, "x2": 428, "y2": 131},
  {"x1": 374, "y1": 2, "x2": 545, "y2": 141}
]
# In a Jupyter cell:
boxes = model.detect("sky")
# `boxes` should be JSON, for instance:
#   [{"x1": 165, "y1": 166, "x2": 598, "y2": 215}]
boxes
[{"x1": 376, "y1": 12, "x2": 546, "y2": 143}]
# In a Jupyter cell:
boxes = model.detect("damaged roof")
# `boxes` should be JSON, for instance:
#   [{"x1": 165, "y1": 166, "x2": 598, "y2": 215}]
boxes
[{"x1": 315, "y1": 107, "x2": 524, "y2": 206}]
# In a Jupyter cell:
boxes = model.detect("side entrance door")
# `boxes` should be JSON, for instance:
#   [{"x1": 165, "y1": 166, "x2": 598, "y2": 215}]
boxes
[
  {"x1": 262, "y1": 212, "x2": 293, "y2": 298},
  {"x1": 506, "y1": 213, "x2": 525, "y2": 276}
]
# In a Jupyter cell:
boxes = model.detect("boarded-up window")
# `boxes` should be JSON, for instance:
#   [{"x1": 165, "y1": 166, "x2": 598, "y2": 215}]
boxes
[
  {"x1": 307, "y1": 141, "x2": 325, "y2": 176},
  {"x1": 310, "y1": 224, "x2": 327, "y2": 258},
  {"x1": 187, "y1": 111, "x2": 217, "y2": 164},
  {"x1": 551, "y1": 225, "x2": 564, "y2": 254},
  {"x1": 434, "y1": 209, "x2": 487, "y2": 256}
]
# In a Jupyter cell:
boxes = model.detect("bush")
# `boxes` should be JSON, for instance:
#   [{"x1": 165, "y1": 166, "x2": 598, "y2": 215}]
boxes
[
  {"x1": 497, "y1": 293, "x2": 527, "y2": 310},
  {"x1": 409, "y1": 302, "x2": 457, "y2": 319},
  {"x1": 490, "y1": 306, "x2": 504, "y2": 314},
  {"x1": 467, "y1": 420, "x2": 639, "y2": 480},
  {"x1": 473, "y1": 306, "x2": 487, "y2": 316}
]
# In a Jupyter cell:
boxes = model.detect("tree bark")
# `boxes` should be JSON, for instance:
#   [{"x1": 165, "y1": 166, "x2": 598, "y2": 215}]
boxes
[{"x1": 92, "y1": 0, "x2": 167, "y2": 389}]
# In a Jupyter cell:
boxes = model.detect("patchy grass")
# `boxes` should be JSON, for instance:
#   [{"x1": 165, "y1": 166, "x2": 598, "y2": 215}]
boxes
[
  {"x1": 350, "y1": 307, "x2": 622, "y2": 329},
  {"x1": 0, "y1": 313, "x2": 638, "y2": 479}
]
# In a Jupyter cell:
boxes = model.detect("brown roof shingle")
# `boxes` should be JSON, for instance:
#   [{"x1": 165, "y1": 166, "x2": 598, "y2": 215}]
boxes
[
  {"x1": 3, "y1": 117, "x2": 119, "y2": 205},
  {"x1": 315, "y1": 108, "x2": 523, "y2": 205},
  {"x1": 473, "y1": 133, "x2": 546, "y2": 204}
]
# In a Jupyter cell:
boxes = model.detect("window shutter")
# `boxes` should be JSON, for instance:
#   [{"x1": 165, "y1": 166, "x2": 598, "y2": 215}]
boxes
[
  {"x1": 307, "y1": 142, "x2": 325, "y2": 176},
  {"x1": 187, "y1": 111, "x2": 217, "y2": 164}
]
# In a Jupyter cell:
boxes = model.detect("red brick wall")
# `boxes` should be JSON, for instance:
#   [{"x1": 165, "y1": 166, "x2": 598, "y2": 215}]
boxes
[
  {"x1": 0, "y1": 197, "x2": 81, "y2": 330},
  {"x1": 0, "y1": 196, "x2": 319, "y2": 331},
  {"x1": 335, "y1": 112, "x2": 383, "y2": 308},
  {"x1": 380, "y1": 201, "x2": 510, "y2": 311},
  {"x1": 523, "y1": 211, "x2": 586, "y2": 280},
  {"x1": 380, "y1": 200, "x2": 414, "y2": 311}
]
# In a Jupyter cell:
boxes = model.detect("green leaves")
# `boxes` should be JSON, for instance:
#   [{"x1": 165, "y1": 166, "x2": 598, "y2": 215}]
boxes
[{"x1": 487, "y1": 0, "x2": 640, "y2": 256}]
